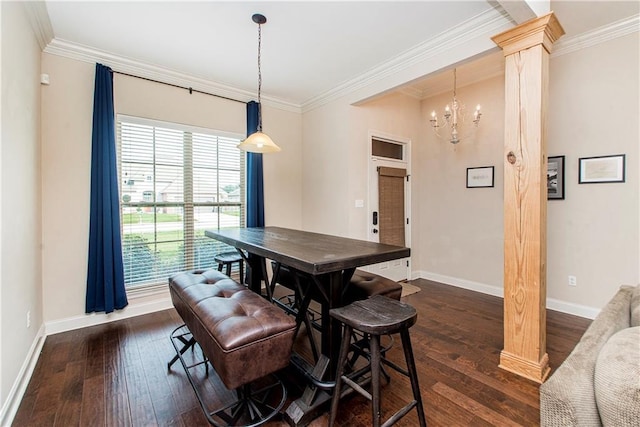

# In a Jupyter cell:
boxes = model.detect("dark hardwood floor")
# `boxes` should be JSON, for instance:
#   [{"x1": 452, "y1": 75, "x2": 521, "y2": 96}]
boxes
[{"x1": 12, "y1": 279, "x2": 591, "y2": 426}]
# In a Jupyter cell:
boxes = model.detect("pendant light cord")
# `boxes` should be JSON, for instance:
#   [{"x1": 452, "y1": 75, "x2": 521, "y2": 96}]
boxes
[{"x1": 257, "y1": 22, "x2": 263, "y2": 132}]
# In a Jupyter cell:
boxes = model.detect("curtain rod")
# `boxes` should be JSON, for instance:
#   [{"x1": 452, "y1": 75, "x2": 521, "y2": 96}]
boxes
[{"x1": 112, "y1": 70, "x2": 247, "y2": 105}]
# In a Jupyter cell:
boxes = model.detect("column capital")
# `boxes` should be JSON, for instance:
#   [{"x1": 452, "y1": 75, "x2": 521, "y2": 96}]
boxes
[{"x1": 492, "y1": 12, "x2": 565, "y2": 56}]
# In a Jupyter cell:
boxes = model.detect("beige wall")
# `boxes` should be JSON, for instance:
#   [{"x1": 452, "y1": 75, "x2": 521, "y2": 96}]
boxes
[
  {"x1": 418, "y1": 74, "x2": 506, "y2": 288},
  {"x1": 302, "y1": 92, "x2": 421, "y2": 239},
  {"x1": 41, "y1": 55, "x2": 93, "y2": 323},
  {"x1": 40, "y1": 54, "x2": 302, "y2": 324},
  {"x1": 416, "y1": 33, "x2": 639, "y2": 314},
  {"x1": 302, "y1": 32, "x2": 639, "y2": 316},
  {"x1": 349, "y1": 93, "x2": 422, "y2": 242},
  {"x1": 546, "y1": 32, "x2": 639, "y2": 309},
  {"x1": 301, "y1": 100, "x2": 351, "y2": 235},
  {"x1": 1, "y1": 0, "x2": 43, "y2": 409}
]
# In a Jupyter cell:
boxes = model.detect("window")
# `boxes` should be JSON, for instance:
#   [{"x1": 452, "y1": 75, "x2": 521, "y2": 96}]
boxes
[
  {"x1": 372, "y1": 137, "x2": 404, "y2": 160},
  {"x1": 117, "y1": 115, "x2": 245, "y2": 290}
]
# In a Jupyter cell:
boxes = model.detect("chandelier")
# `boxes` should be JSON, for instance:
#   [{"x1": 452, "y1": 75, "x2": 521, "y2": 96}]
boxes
[
  {"x1": 238, "y1": 13, "x2": 281, "y2": 153},
  {"x1": 429, "y1": 69, "x2": 481, "y2": 144}
]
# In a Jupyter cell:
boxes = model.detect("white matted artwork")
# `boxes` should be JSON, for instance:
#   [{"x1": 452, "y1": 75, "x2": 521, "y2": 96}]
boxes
[
  {"x1": 579, "y1": 154, "x2": 625, "y2": 184},
  {"x1": 547, "y1": 155, "x2": 565, "y2": 200},
  {"x1": 466, "y1": 166, "x2": 494, "y2": 188}
]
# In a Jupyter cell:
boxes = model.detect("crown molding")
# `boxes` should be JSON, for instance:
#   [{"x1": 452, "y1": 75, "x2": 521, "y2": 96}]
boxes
[
  {"x1": 397, "y1": 86, "x2": 425, "y2": 100},
  {"x1": 301, "y1": 8, "x2": 512, "y2": 113},
  {"x1": 392, "y1": 12, "x2": 640, "y2": 102},
  {"x1": 552, "y1": 13, "x2": 639, "y2": 57},
  {"x1": 22, "y1": 1, "x2": 54, "y2": 50},
  {"x1": 419, "y1": 55, "x2": 505, "y2": 99},
  {"x1": 38, "y1": 10, "x2": 638, "y2": 115},
  {"x1": 43, "y1": 38, "x2": 302, "y2": 114}
]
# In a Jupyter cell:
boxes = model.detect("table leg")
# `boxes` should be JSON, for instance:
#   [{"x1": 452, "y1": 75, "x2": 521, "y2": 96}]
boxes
[
  {"x1": 242, "y1": 253, "x2": 263, "y2": 294},
  {"x1": 324, "y1": 270, "x2": 343, "y2": 377},
  {"x1": 237, "y1": 252, "x2": 273, "y2": 302},
  {"x1": 285, "y1": 268, "x2": 355, "y2": 426}
]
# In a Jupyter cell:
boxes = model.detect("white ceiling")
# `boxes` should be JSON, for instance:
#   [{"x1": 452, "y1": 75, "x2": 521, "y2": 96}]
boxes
[{"x1": 39, "y1": 1, "x2": 639, "y2": 108}]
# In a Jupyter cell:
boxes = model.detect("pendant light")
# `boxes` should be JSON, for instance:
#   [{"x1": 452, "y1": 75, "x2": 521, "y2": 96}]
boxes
[{"x1": 238, "y1": 13, "x2": 281, "y2": 153}]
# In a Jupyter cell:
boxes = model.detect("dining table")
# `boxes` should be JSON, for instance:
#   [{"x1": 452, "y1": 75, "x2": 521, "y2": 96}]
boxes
[{"x1": 205, "y1": 226, "x2": 410, "y2": 426}]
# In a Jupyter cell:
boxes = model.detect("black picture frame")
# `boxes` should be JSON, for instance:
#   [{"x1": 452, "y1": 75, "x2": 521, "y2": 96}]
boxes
[
  {"x1": 466, "y1": 166, "x2": 494, "y2": 188},
  {"x1": 578, "y1": 154, "x2": 626, "y2": 184},
  {"x1": 547, "y1": 155, "x2": 565, "y2": 200}
]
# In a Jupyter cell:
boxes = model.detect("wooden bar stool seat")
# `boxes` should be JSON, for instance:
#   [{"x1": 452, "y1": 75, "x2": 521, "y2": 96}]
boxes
[
  {"x1": 328, "y1": 295, "x2": 427, "y2": 427},
  {"x1": 214, "y1": 251, "x2": 244, "y2": 284}
]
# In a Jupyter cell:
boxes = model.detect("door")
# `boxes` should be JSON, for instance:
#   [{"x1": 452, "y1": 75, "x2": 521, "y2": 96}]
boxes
[{"x1": 367, "y1": 137, "x2": 411, "y2": 281}]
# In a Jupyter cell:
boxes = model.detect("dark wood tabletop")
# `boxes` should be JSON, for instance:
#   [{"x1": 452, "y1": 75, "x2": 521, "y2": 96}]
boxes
[
  {"x1": 205, "y1": 226, "x2": 411, "y2": 426},
  {"x1": 204, "y1": 226, "x2": 410, "y2": 275}
]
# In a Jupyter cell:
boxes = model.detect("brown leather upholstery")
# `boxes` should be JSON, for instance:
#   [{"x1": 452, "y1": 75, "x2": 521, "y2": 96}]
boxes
[
  {"x1": 169, "y1": 269, "x2": 296, "y2": 390},
  {"x1": 273, "y1": 264, "x2": 402, "y2": 304},
  {"x1": 347, "y1": 270, "x2": 402, "y2": 302}
]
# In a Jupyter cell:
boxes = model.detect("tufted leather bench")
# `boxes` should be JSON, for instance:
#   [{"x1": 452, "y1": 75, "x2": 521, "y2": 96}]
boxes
[
  {"x1": 169, "y1": 270, "x2": 296, "y2": 389},
  {"x1": 169, "y1": 268, "x2": 296, "y2": 392}
]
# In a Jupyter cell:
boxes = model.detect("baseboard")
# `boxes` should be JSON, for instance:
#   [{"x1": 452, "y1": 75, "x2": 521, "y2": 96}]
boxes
[
  {"x1": 45, "y1": 295, "x2": 173, "y2": 335},
  {"x1": 545, "y1": 297, "x2": 599, "y2": 320},
  {"x1": 416, "y1": 270, "x2": 505, "y2": 298},
  {"x1": 0, "y1": 324, "x2": 46, "y2": 427},
  {"x1": 414, "y1": 270, "x2": 599, "y2": 320}
]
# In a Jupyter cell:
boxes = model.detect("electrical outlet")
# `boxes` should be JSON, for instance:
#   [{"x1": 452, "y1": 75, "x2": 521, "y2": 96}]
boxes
[
  {"x1": 568, "y1": 275, "x2": 577, "y2": 287},
  {"x1": 27, "y1": 310, "x2": 31, "y2": 328}
]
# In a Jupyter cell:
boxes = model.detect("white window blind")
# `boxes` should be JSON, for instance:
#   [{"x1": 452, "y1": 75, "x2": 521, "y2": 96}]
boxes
[{"x1": 117, "y1": 116, "x2": 245, "y2": 289}]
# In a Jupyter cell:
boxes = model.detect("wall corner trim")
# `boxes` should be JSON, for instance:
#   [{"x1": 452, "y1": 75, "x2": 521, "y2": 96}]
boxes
[{"x1": 0, "y1": 325, "x2": 46, "y2": 427}]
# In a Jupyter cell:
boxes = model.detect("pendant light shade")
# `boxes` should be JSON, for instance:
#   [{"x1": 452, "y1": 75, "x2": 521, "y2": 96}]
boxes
[
  {"x1": 238, "y1": 131, "x2": 281, "y2": 153},
  {"x1": 239, "y1": 13, "x2": 281, "y2": 153}
]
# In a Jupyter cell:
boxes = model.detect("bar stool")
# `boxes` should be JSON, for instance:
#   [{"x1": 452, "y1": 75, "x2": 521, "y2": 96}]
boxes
[
  {"x1": 214, "y1": 251, "x2": 244, "y2": 284},
  {"x1": 328, "y1": 295, "x2": 427, "y2": 427}
]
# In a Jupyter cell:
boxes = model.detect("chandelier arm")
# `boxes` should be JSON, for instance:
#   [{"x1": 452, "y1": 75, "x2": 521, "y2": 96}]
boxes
[{"x1": 429, "y1": 68, "x2": 481, "y2": 145}]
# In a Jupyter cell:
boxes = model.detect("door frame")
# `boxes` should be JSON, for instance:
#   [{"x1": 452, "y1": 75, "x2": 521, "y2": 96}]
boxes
[{"x1": 367, "y1": 131, "x2": 412, "y2": 280}]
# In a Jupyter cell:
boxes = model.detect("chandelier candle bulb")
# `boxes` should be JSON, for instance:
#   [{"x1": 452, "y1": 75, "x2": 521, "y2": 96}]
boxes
[{"x1": 474, "y1": 105, "x2": 482, "y2": 125}]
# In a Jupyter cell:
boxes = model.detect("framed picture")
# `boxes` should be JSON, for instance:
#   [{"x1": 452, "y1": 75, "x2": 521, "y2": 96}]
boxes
[
  {"x1": 466, "y1": 166, "x2": 494, "y2": 188},
  {"x1": 547, "y1": 156, "x2": 565, "y2": 200},
  {"x1": 579, "y1": 154, "x2": 625, "y2": 184}
]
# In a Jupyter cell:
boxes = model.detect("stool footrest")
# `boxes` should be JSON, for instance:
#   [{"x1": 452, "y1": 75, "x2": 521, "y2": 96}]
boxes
[
  {"x1": 328, "y1": 296, "x2": 427, "y2": 427},
  {"x1": 341, "y1": 375, "x2": 372, "y2": 401},
  {"x1": 381, "y1": 357, "x2": 409, "y2": 377},
  {"x1": 381, "y1": 401, "x2": 418, "y2": 427}
]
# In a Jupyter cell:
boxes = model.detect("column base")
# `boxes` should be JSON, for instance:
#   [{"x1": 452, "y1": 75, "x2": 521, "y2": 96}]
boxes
[{"x1": 499, "y1": 350, "x2": 550, "y2": 384}]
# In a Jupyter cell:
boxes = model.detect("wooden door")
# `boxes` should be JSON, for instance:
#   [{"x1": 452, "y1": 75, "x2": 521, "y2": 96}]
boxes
[{"x1": 378, "y1": 166, "x2": 406, "y2": 246}]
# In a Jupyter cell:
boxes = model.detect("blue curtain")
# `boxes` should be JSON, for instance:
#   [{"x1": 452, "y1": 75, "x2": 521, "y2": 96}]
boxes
[
  {"x1": 246, "y1": 101, "x2": 265, "y2": 227},
  {"x1": 86, "y1": 63, "x2": 128, "y2": 314}
]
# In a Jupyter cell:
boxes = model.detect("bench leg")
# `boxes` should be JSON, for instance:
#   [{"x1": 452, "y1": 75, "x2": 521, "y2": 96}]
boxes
[
  {"x1": 168, "y1": 329, "x2": 197, "y2": 370},
  {"x1": 169, "y1": 324, "x2": 287, "y2": 426}
]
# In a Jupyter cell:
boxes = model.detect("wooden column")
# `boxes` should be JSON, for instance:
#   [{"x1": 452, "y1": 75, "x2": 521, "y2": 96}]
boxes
[{"x1": 491, "y1": 13, "x2": 564, "y2": 383}]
